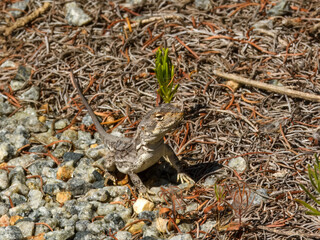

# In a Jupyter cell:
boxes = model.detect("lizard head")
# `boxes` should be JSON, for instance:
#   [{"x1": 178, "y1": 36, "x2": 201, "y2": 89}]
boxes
[{"x1": 138, "y1": 104, "x2": 183, "y2": 143}]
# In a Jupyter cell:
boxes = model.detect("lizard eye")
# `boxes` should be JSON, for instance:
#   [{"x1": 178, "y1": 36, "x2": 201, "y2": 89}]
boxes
[{"x1": 155, "y1": 114, "x2": 164, "y2": 121}]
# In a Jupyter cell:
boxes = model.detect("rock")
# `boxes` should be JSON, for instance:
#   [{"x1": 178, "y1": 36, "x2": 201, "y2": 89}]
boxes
[
  {"x1": 63, "y1": 152, "x2": 84, "y2": 163},
  {"x1": 115, "y1": 231, "x2": 132, "y2": 240},
  {"x1": 44, "y1": 229, "x2": 74, "y2": 240},
  {"x1": 57, "y1": 165, "x2": 74, "y2": 181},
  {"x1": 155, "y1": 217, "x2": 170, "y2": 233},
  {"x1": 15, "y1": 219, "x2": 35, "y2": 238},
  {"x1": 0, "y1": 226, "x2": 23, "y2": 240},
  {"x1": 9, "y1": 0, "x2": 29, "y2": 18},
  {"x1": 11, "y1": 65, "x2": 31, "y2": 91},
  {"x1": 0, "y1": 97, "x2": 14, "y2": 115},
  {"x1": 19, "y1": 86, "x2": 40, "y2": 101},
  {"x1": 82, "y1": 188, "x2": 110, "y2": 202},
  {"x1": 0, "y1": 60, "x2": 15, "y2": 68},
  {"x1": 104, "y1": 213, "x2": 125, "y2": 232},
  {"x1": 249, "y1": 188, "x2": 269, "y2": 206},
  {"x1": 74, "y1": 231, "x2": 99, "y2": 240},
  {"x1": 54, "y1": 119, "x2": 70, "y2": 130},
  {"x1": 7, "y1": 155, "x2": 35, "y2": 169},
  {"x1": 169, "y1": 234, "x2": 193, "y2": 240},
  {"x1": 194, "y1": 0, "x2": 212, "y2": 10},
  {"x1": 133, "y1": 198, "x2": 155, "y2": 214},
  {"x1": 0, "y1": 143, "x2": 14, "y2": 162},
  {"x1": 65, "y1": 2, "x2": 92, "y2": 26},
  {"x1": 0, "y1": 214, "x2": 9, "y2": 227},
  {"x1": 67, "y1": 177, "x2": 92, "y2": 196},
  {"x1": 28, "y1": 189, "x2": 44, "y2": 209},
  {"x1": 142, "y1": 226, "x2": 160, "y2": 239},
  {"x1": 228, "y1": 157, "x2": 247, "y2": 173},
  {"x1": 75, "y1": 220, "x2": 90, "y2": 232},
  {"x1": 267, "y1": 0, "x2": 290, "y2": 16},
  {"x1": 0, "y1": 203, "x2": 10, "y2": 216},
  {"x1": 0, "y1": 169, "x2": 9, "y2": 190},
  {"x1": 56, "y1": 191, "x2": 72, "y2": 204},
  {"x1": 8, "y1": 203, "x2": 32, "y2": 217}
]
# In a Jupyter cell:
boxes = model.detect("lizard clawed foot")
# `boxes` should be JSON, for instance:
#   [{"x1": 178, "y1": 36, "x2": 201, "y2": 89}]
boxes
[
  {"x1": 104, "y1": 172, "x2": 117, "y2": 186},
  {"x1": 138, "y1": 189, "x2": 156, "y2": 202},
  {"x1": 177, "y1": 173, "x2": 195, "y2": 185}
]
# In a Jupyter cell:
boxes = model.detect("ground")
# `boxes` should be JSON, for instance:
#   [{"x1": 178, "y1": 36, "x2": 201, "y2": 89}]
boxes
[{"x1": 1, "y1": 0, "x2": 320, "y2": 239}]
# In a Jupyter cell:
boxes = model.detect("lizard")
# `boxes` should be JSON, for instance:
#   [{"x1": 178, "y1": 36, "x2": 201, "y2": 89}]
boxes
[{"x1": 69, "y1": 71, "x2": 194, "y2": 194}]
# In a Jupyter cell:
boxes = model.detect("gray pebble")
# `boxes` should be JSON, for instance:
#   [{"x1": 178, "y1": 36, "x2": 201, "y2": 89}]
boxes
[
  {"x1": 9, "y1": 202, "x2": 32, "y2": 217},
  {"x1": 75, "y1": 220, "x2": 90, "y2": 232},
  {"x1": 28, "y1": 189, "x2": 44, "y2": 209},
  {"x1": 19, "y1": 86, "x2": 40, "y2": 101},
  {"x1": 115, "y1": 231, "x2": 132, "y2": 240},
  {"x1": 0, "y1": 97, "x2": 14, "y2": 115},
  {"x1": 169, "y1": 234, "x2": 193, "y2": 240},
  {"x1": 9, "y1": 0, "x2": 29, "y2": 18},
  {"x1": 65, "y1": 2, "x2": 92, "y2": 26},
  {"x1": 0, "y1": 226, "x2": 23, "y2": 240},
  {"x1": 15, "y1": 220, "x2": 35, "y2": 238},
  {"x1": 194, "y1": 0, "x2": 212, "y2": 10},
  {"x1": 0, "y1": 169, "x2": 9, "y2": 190},
  {"x1": 74, "y1": 231, "x2": 99, "y2": 240},
  {"x1": 44, "y1": 229, "x2": 75, "y2": 240}
]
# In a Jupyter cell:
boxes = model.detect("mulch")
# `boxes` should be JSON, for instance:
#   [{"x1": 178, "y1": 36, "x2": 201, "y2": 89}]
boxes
[{"x1": 1, "y1": 0, "x2": 320, "y2": 239}]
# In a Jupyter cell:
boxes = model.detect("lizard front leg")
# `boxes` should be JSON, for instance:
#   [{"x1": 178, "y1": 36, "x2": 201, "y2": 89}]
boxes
[
  {"x1": 128, "y1": 171, "x2": 155, "y2": 199},
  {"x1": 163, "y1": 145, "x2": 195, "y2": 185}
]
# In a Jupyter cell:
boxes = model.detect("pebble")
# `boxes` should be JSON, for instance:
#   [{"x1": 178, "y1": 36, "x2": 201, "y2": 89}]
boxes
[
  {"x1": 0, "y1": 226, "x2": 23, "y2": 240},
  {"x1": 194, "y1": 0, "x2": 212, "y2": 10},
  {"x1": 0, "y1": 169, "x2": 9, "y2": 190},
  {"x1": 65, "y1": 2, "x2": 92, "y2": 26},
  {"x1": 11, "y1": 65, "x2": 32, "y2": 91},
  {"x1": 0, "y1": 96, "x2": 14, "y2": 115},
  {"x1": 228, "y1": 156, "x2": 247, "y2": 173},
  {"x1": 9, "y1": 0, "x2": 29, "y2": 18},
  {"x1": 133, "y1": 198, "x2": 155, "y2": 214},
  {"x1": 19, "y1": 86, "x2": 40, "y2": 101},
  {"x1": 115, "y1": 231, "x2": 132, "y2": 240},
  {"x1": 169, "y1": 234, "x2": 193, "y2": 240},
  {"x1": 15, "y1": 219, "x2": 35, "y2": 238}
]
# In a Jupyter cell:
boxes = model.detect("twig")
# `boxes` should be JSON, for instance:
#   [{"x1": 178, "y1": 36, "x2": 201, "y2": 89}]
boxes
[
  {"x1": 0, "y1": 2, "x2": 51, "y2": 36},
  {"x1": 257, "y1": 225, "x2": 320, "y2": 238},
  {"x1": 214, "y1": 70, "x2": 320, "y2": 103}
]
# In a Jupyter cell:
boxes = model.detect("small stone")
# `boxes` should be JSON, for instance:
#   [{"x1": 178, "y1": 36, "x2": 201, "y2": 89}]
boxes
[
  {"x1": 104, "y1": 213, "x2": 125, "y2": 232},
  {"x1": 200, "y1": 220, "x2": 216, "y2": 234},
  {"x1": 133, "y1": 198, "x2": 155, "y2": 214},
  {"x1": 60, "y1": 129, "x2": 78, "y2": 142},
  {"x1": 0, "y1": 169, "x2": 9, "y2": 190},
  {"x1": 0, "y1": 97, "x2": 14, "y2": 115},
  {"x1": 85, "y1": 144, "x2": 108, "y2": 160},
  {"x1": 63, "y1": 152, "x2": 84, "y2": 162},
  {"x1": 72, "y1": 158, "x2": 96, "y2": 183},
  {"x1": 228, "y1": 157, "x2": 247, "y2": 173},
  {"x1": 82, "y1": 188, "x2": 110, "y2": 202},
  {"x1": 10, "y1": 80, "x2": 25, "y2": 91},
  {"x1": 28, "y1": 189, "x2": 44, "y2": 209},
  {"x1": 7, "y1": 155, "x2": 35, "y2": 169},
  {"x1": 75, "y1": 220, "x2": 90, "y2": 232},
  {"x1": 142, "y1": 226, "x2": 160, "y2": 238},
  {"x1": 43, "y1": 178, "x2": 67, "y2": 195},
  {"x1": 249, "y1": 188, "x2": 269, "y2": 206},
  {"x1": 74, "y1": 231, "x2": 99, "y2": 240},
  {"x1": 115, "y1": 231, "x2": 132, "y2": 240},
  {"x1": 0, "y1": 226, "x2": 23, "y2": 240},
  {"x1": 9, "y1": 203, "x2": 32, "y2": 217},
  {"x1": 128, "y1": 221, "x2": 145, "y2": 234},
  {"x1": 54, "y1": 119, "x2": 69, "y2": 130},
  {"x1": 38, "y1": 115, "x2": 46, "y2": 123},
  {"x1": 0, "y1": 215, "x2": 9, "y2": 227},
  {"x1": 169, "y1": 234, "x2": 193, "y2": 240},
  {"x1": 155, "y1": 217, "x2": 170, "y2": 233},
  {"x1": 138, "y1": 211, "x2": 156, "y2": 222},
  {"x1": 56, "y1": 191, "x2": 72, "y2": 204},
  {"x1": 0, "y1": 143, "x2": 14, "y2": 162},
  {"x1": 0, "y1": 60, "x2": 15, "y2": 68},
  {"x1": 0, "y1": 203, "x2": 9, "y2": 216},
  {"x1": 194, "y1": 0, "x2": 212, "y2": 10},
  {"x1": 44, "y1": 229, "x2": 74, "y2": 240},
  {"x1": 76, "y1": 202, "x2": 94, "y2": 220},
  {"x1": 9, "y1": 0, "x2": 29, "y2": 18},
  {"x1": 67, "y1": 177, "x2": 92, "y2": 196},
  {"x1": 65, "y1": 2, "x2": 92, "y2": 26},
  {"x1": 32, "y1": 131, "x2": 58, "y2": 146},
  {"x1": 267, "y1": 0, "x2": 290, "y2": 16},
  {"x1": 15, "y1": 220, "x2": 35, "y2": 238},
  {"x1": 19, "y1": 86, "x2": 40, "y2": 101},
  {"x1": 56, "y1": 165, "x2": 74, "y2": 181},
  {"x1": 10, "y1": 216, "x2": 24, "y2": 226}
]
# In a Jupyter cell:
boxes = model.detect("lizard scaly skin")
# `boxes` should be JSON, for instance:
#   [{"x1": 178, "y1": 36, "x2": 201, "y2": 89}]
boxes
[{"x1": 70, "y1": 72, "x2": 194, "y2": 194}]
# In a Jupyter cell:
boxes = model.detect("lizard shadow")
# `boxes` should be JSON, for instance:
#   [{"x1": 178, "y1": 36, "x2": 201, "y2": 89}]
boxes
[{"x1": 140, "y1": 158, "x2": 223, "y2": 187}]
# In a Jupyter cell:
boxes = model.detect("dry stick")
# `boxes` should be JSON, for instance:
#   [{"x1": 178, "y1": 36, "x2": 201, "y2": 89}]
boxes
[
  {"x1": 257, "y1": 226, "x2": 320, "y2": 238},
  {"x1": 213, "y1": 70, "x2": 320, "y2": 103},
  {"x1": 0, "y1": 2, "x2": 51, "y2": 36}
]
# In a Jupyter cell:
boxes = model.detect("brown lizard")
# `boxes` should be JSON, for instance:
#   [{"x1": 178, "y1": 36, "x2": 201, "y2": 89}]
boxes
[{"x1": 70, "y1": 72, "x2": 194, "y2": 194}]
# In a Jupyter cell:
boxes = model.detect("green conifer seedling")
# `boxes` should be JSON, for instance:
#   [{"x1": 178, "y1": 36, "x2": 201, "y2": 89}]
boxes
[{"x1": 155, "y1": 48, "x2": 179, "y2": 103}]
